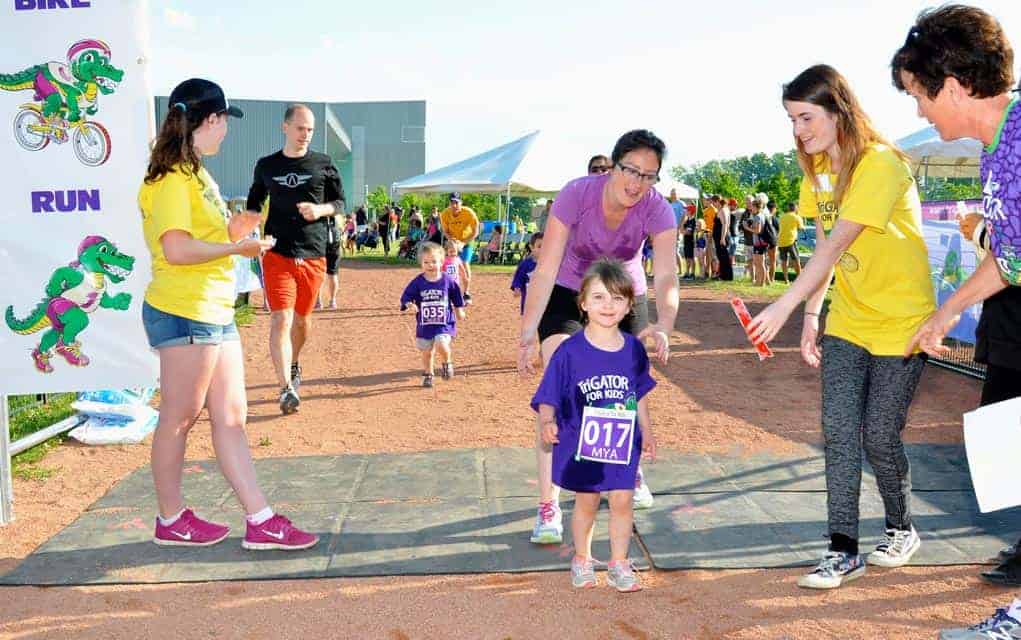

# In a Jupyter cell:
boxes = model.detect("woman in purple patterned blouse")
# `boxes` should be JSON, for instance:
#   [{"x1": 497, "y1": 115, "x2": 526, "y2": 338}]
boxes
[{"x1": 892, "y1": 5, "x2": 1021, "y2": 632}]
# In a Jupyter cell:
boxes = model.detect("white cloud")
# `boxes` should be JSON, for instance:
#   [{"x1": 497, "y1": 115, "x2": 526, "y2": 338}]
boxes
[
  {"x1": 163, "y1": 7, "x2": 197, "y2": 31},
  {"x1": 320, "y1": 35, "x2": 336, "y2": 50}
]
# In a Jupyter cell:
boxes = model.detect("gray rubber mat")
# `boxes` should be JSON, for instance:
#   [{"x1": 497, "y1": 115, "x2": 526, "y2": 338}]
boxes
[{"x1": 1, "y1": 446, "x2": 1015, "y2": 585}]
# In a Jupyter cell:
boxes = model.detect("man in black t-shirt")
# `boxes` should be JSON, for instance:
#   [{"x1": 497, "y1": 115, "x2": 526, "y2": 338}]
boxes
[{"x1": 246, "y1": 103, "x2": 345, "y2": 415}]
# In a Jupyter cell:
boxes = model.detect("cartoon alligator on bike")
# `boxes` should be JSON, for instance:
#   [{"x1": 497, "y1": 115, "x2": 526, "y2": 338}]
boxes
[
  {"x1": 0, "y1": 39, "x2": 122, "y2": 166},
  {"x1": 5, "y1": 236, "x2": 134, "y2": 374}
]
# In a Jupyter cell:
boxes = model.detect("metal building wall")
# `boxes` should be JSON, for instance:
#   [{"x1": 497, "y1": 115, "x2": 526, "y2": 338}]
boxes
[
  {"x1": 329, "y1": 101, "x2": 426, "y2": 206},
  {"x1": 153, "y1": 97, "x2": 426, "y2": 208},
  {"x1": 153, "y1": 98, "x2": 338, "y2": 200}
]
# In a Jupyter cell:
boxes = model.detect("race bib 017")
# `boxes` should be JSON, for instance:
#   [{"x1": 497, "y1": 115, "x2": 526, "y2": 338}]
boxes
[{"x1": 575, "y1": 405, "x2": 636, "y2": 466}]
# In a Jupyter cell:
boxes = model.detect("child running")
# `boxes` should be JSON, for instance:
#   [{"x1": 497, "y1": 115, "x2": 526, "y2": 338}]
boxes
[
  {"x1": 531, "y1": 259, "x2": 657, "y2": 592},
  {"x1": 443, "y1": 238, "x2": 471, "y2": 304},
  {"x1": 510, "y1": 232, "x2": 543, "y2": 314},
  {"x1": 401, "y1": 242, "x2": 467, "y2": 387}
]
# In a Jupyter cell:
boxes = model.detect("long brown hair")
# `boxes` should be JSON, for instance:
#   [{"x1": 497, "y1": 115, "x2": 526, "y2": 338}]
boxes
[
  {"x1": 144, "y1": 105, "x2": 204, "y2": 184},
  {"x1": 782, "y1": 64, "x2": 908, "y2": 206}
]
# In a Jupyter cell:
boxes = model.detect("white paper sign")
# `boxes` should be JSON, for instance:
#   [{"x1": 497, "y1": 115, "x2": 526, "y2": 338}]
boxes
[
  {"x1": 0, "y1": 0, "x2": 158, "y2": 394},
  {"x1": 963, "y1": 397, "x2": 1021, "y2": 513}
]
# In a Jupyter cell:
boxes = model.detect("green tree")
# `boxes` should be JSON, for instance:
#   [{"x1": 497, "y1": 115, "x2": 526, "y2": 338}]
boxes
[
  {"x1": 366, "y1": 185, "x2": 390, "y2": 217},
  {"x1": 921, "y1": 177, "x2": 981, "y2": 202}
]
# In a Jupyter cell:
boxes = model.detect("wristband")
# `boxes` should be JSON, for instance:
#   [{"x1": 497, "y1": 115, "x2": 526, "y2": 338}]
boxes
[{"x1": 804, "y1": 312, "x2": 820, "y2": 317}]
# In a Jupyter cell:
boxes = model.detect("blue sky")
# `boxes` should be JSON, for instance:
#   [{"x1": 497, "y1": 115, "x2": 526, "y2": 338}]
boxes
[{"x1": 147, "y1": 0, "x2": 1021, "y2": 190}]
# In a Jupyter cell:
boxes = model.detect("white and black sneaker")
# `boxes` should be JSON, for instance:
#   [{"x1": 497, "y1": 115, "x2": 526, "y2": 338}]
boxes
[
  {"x1": 868, "y1": 526, "x2": 921, "y2": 568},
  {"x1": 441, "y1": 362, "x2": 454, "y2": 380},
  {"x1": 279, "y1": 385, "x2": 300, "y2": 415},
  {"x1": 797, "y1": 551, "x2": 866, "y2": 589},
  {"x1": 290, "y1": 362, "x2": 302, "y2": 392},
  {"x1": 999, "y1": 541, "x2": 1020, "y2": 563}
]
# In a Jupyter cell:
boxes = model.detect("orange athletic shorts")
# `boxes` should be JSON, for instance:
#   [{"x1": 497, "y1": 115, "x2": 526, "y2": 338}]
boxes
[{"x1": 262, "y1": 250, "x2": 326, "y2": 316}]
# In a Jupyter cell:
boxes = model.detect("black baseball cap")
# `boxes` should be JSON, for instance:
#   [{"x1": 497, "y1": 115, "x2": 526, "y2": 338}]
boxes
[
  {"x1": 449, "y1": 192, "x2": 462, "y2": 202},
  {"x1": 168, "y1": 78, "x2": 243, "y2": 119}
]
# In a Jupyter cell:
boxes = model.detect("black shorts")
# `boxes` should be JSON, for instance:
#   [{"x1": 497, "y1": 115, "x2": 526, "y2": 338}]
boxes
[
  {"x1": 537, "y1": 284, "x2": 649, "y2": 342},
  {"x1": 682, "y1": 238, "x2": 694, "y2": 259},
  {"x1": 753, "y1": 245, "x2": 768, "y2": 256},
  {"x1": 778, "y1": 244, "x2": 799, "y2": 262},
  {"x1": 325, "y1": 242, "x2": 341, "y2": 275}
]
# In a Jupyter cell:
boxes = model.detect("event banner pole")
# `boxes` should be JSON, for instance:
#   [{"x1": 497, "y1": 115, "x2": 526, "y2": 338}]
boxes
[{"x1": 1, "y1": 395, "x2": 13, "y2": 525}]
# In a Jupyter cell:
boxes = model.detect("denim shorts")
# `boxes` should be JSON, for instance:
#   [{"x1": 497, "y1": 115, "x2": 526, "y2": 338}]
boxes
[{"x1": 142, "y1": 301, "x2": 239, "y2": 349}]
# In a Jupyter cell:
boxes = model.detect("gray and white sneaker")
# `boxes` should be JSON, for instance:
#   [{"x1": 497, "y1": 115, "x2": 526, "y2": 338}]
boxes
[
  {"x1": 938, "y1": 606, "x2": 1021, "y2": 640},
  {"x1": 279, "y1": 385, "x2": 300, "y2": 415},
  {"x1": 868, "y1": 526, "x2": 921, "y2": 568},
  {"x1": 571, "y1": 556, "x2": 596, "y2": 589},
  {"x1": 606, "y1": 560, "x2": 642, "y2": 592},
  {"x1": 797, "y1": 551, "x2": 866, "y2": 589},
  {"x1": 290, "y1": 362, "x2": 302, "y2": 391},
  {"x1": 999, "y1": 542, "x2": 1019, "y2": 563},
  {"x1": 633, "y1": 466, "x2": 654, "y2": 510}
]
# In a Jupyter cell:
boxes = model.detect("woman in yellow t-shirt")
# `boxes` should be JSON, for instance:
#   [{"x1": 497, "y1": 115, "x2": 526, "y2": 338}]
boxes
[
  {"x1": 141, "y1": 78, "x2": 317, "y2": 551},
  {"x1": 747, "y1": 65, "x2": 935, "y2": 590}
]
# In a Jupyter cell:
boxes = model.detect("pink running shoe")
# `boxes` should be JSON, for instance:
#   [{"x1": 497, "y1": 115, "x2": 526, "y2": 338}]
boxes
[
  {"x1": 242, "y1": 514, "x2": 319, "y2": 551},
  {"x1": 153, "y1": 509, "x2": 230, "y2": 547}
]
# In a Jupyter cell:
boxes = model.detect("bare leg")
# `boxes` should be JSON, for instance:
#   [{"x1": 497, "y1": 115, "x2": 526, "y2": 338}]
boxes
[
  {"x1": 537, "y1": 333, "x2": 570, "y2": 505},
  {"x1": 320, "y1": 274, "x2": 338, "y2": 307},
  {"x1": 435, "y1": 336, "x2": 452, "y2": 364},
  {"x1": 291, "y1": 312, "x2": 311, "y2": 364},
  {"x1": 421, "y1": 346, "x2": 434, "y2": 375},
  {"x1": 151, "y1": 344, "x2": 218, "y2": 519},
  {"x1": 572, "y1": 492, "x2": 600, "y2": 560},
  {"x1": 205, "y1": 341, "x2": 269, "y2": 515},
  {"x1": 607, "y1": 490, "x2": 634, "y2": 562},
  {"x1": 269, "y1": 309, "x2": 294, "y2": 388}
]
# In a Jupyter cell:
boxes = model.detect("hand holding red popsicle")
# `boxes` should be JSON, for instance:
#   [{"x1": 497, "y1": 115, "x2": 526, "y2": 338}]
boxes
[{"x1": 731, "y1": 297, "x2": 774, "y2": 361}]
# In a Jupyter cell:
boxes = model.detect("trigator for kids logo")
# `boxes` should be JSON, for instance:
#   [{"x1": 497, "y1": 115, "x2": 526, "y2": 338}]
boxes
[
  {"x1": 1, "y1": 38, "x2": 122, "y2": 166},
  {"x1": 5, "y1": 235, "x2": 134, "y2": 374}
]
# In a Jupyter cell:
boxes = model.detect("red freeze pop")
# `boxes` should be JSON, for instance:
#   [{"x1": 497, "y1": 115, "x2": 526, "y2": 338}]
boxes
[{"x1": 730, "y1": 297, "x2": 774, "y2": 361}]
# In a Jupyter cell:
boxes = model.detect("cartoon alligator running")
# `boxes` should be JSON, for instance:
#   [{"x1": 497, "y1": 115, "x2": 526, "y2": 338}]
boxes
[
  {"x1": 5, "y1": 236, "x2": 134, "y2": 374},
  {"x1": 0, "y1": 39, "x2": 122, "y2": 126}
]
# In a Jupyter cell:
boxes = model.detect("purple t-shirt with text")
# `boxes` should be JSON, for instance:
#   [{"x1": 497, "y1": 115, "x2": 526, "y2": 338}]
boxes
[
  {"x1": 550, "y1": 173, "x2": 676, "y2": 296},
  {"x1": 399, "y1": 273, "x2": 465, "y2": 339},
  {"x1": 981, "y1": 99, "x2": 1021, "y2": 285},
  {"x1": 530, "y1": 332, "x2": 655, "y2": 492},
  {"x1": 510, "y1": 255, "x2": 537, "y2": 315}
]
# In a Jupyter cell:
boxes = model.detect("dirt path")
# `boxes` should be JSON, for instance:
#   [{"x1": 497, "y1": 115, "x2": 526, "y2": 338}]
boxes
[{"x1": 1, "y1": 262, "x2": 1006, "y2": 640}]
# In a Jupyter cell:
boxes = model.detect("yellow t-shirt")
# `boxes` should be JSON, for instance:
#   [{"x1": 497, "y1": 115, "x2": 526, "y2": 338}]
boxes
[
  {"x1": 778, "y1": 212, "x2": 804, "y2": 247},
  {"x1": 798, "y1": 145, "x2": 935, "y2": 355},
  {"x1": 703, "y1": 205, "x2": 717, "y2": 234},
  {"x1": 139, "y1": 165, "x2": 236, "y2": 325},
  {"x1": 440, "y1": 205, "x2": 480, "y2": 243}
]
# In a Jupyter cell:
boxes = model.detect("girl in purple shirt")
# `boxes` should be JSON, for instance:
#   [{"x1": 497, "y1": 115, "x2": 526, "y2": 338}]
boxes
[{"x1": 533, "y1": 259, "x2": 657, "y2": 592}]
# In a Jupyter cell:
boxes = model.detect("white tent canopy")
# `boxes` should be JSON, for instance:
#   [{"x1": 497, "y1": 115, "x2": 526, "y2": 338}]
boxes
[
  {"x1": 393, "y1": 130, "x2": 557, "y2": 197},
  {"x1": 896, "y1": 125, "x2": 981, "y2": 179},
  {"x1": 655, "y1": 179, "x2": 700, "y2": 200}
]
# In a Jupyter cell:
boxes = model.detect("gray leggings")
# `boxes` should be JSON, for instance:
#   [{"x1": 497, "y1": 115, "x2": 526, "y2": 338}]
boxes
[{"x1": 821, "y1": 336, "x2": 926, "y2": 540}]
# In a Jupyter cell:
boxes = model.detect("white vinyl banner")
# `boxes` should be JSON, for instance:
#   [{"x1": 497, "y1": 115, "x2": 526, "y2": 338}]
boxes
[{"x1": 0, "y1": 0, "x2": 158, "y2": 394}]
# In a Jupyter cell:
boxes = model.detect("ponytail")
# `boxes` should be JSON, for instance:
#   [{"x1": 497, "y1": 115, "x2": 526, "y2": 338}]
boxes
[{"x1": 144, "y1": 104, "x2": 203, "y2": 184}]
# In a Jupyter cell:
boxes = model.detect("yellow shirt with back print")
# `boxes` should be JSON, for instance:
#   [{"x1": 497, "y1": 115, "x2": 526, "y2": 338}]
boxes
[{"x1": 798, "y1": 145, "x2": 935, "y2": 355}]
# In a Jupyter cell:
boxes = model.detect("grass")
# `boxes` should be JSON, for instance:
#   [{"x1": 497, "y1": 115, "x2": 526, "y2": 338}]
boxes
[
  {"x1": 234, "y1": 303, "x2": 256, "y2": 327},
  {"x1": 258, "y1": 436, "x2": 272, "y2": 447},
  {"x1": 8, "y1": 394, "x2": 76, "y2": 480},
  {"x1": 689, "y1": 277, "x2": 796, "y2": 301},
  {"x1": 344, "y1": 247, "x2": 520, "y2": 274}
]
